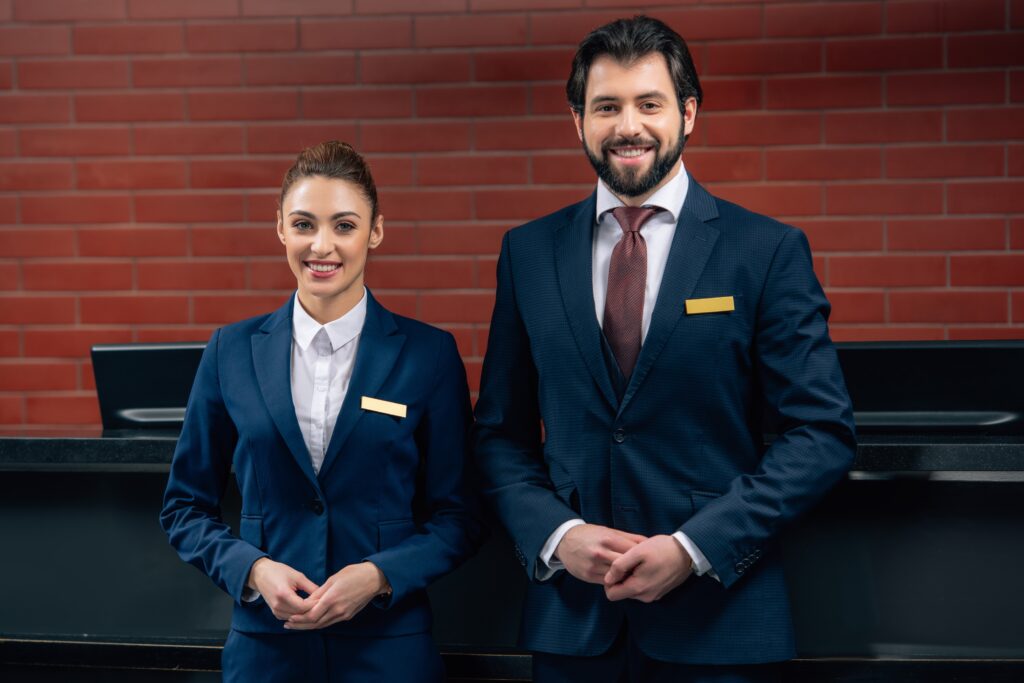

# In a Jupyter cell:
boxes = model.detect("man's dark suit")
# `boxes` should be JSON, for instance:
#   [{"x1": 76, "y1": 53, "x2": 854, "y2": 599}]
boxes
[{"x1": 473, "y1": 177, "x2": 856, "y2": 664}]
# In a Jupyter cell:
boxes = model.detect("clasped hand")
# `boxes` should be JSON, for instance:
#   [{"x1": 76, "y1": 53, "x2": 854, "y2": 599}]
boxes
[
  {"x1": 246, "y1": 558, "x2": 388, "y2": 629},
  {"x1": 554, "y1": 524, "x2": 693, "y2": 603}
]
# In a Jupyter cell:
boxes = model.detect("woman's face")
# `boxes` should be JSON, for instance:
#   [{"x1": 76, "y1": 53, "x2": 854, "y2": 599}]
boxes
[{"x1": 276, "y1": 175, "x2": 383, "y2": 321}]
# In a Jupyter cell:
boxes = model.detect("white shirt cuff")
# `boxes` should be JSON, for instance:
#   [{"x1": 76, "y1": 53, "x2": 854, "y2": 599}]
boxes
[
  {"x1": 673, "y1": 531, "x2": 719, "y2": 582},
  {"x1": 241, "y1": 587, "x2": 261, "y2": 603},
  {"x1": 536, "y1": 518, "x2": 585, "y2": 581}
]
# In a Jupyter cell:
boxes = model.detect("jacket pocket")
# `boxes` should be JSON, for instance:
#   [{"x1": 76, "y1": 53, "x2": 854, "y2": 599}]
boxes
[
  {"x1": 239, "y1": 515, "x2": 264, "y2": 550},
  {"x1": 378, "y1": 518, "x2": 416, "y2": 551}
]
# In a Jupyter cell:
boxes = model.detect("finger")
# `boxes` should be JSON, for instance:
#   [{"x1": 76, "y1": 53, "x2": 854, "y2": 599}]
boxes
[
  {"x1": 605, "y1": 577, "x2": 640, "y2": 602},
  {"x1": 604, "y1": 551, "x2": 644, "y2": 585},
  {"x1": 292, "y1": 573, "x2": 319, "y2": 597},
  {"x1": 603, "y1": 534, "x2": 642, "y2": 554},
  {"x1": 611, "y1": 530, "x2": 648, "y2": 544}
]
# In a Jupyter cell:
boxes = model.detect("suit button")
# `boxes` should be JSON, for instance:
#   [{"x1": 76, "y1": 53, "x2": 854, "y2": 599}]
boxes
[
  {"x1": 310, "y1": 499, "x2": 324, "y2": 515},
  {"x1": 613, "y1": 429, "x2": 626, "y2": 443}
]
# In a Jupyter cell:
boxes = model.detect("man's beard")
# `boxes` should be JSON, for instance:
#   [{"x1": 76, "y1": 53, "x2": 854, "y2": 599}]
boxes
[{"x1": 583, "y1": 130, "x2": 685, "y2": 198}]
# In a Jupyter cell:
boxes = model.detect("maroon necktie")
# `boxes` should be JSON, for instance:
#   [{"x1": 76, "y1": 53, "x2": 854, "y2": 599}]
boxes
[{"x1": 603, "y1": 205, "x2": 660, "y2": 381}]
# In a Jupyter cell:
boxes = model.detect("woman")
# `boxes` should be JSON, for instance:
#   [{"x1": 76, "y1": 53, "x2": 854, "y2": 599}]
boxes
[{"x1": 161, "y1": 141, "x2": 480, "y2": 682}]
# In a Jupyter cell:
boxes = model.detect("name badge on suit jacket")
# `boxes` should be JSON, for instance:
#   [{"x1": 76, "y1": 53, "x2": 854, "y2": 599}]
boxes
[
  {"x1": 361, "y1": 396, "x2": 407, "y2": 418},
  {"x1": 685, "y1": 296, "x2": 735, "y2": 315}
]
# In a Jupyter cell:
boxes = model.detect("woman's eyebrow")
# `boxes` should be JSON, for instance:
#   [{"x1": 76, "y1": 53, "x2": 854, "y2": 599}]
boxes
[{"x1": 287, "y1": 210, "x2": 361, "y2": 219}]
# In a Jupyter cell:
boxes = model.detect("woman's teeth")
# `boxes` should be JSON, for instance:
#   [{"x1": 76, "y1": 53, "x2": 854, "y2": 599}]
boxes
[{"x1": 308, "y1": 263, "x2": 339, "y2": 272}]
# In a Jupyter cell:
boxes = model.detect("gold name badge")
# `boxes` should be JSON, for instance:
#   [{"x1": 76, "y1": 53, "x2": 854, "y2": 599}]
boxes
[
  {"x1": 685, "y1": 296, "x2": 735, "y2": 315},
  {"x1": 361, "y1": 396, "x2": 407, "y2": 418}
]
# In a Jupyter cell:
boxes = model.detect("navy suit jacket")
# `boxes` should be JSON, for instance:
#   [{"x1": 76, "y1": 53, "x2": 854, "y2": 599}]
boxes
[
  {"x1": 161, "y1": 290, "x2": 479, "y2": 637},
  {"x1": 473, "y1": 178, "x2": 856, "y2": 664}
]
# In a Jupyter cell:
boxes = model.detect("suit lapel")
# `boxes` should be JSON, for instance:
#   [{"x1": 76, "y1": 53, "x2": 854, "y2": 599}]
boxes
[
  {"x1": 618, "y1": 178, "x2": 720, "y2": 415},
  {"x1": 317, "y1": 290, "x2": 405, "y2": 481},
  {"x1": 251, "y1": 296, "x2": 320, "y2": 487},
  {"x1": 555, "y1": 193, "x2": 618, "y2": 410}
]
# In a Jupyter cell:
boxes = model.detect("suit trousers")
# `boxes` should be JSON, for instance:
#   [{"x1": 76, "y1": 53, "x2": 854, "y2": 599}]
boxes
[{"x1": 222, "y1": 629, "x2": 444, "y2": 683}]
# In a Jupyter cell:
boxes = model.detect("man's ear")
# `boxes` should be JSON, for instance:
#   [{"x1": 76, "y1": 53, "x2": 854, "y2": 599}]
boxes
[
  {"x1": 571, "y1": 109, "x2": 584, "y2": 142},
  {"x1": 682, "y1": 97, "x2": 698, "y2": 138}
]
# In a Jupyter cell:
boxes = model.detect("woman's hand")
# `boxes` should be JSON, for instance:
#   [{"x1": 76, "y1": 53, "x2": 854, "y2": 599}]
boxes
[
  {"x1": 247, "y1": 557, "x2": 319, "y2": 621},
  {"x1": 284, "y1": 562, "x2": 390, "y2": 630}
]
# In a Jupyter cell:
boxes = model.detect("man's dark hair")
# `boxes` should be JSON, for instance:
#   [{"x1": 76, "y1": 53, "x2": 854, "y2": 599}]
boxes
[{"x1": 566, "y1": 15, "x2": 703, "y2": 116}]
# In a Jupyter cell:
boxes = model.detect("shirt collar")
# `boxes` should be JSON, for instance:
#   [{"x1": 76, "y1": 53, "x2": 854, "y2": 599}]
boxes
[
  {"x1": 291, "y1": 288, "x2": 368, "y2": 352},
  {"x1": 595, "y1": 160, "x2": 689, "y2": 224}
]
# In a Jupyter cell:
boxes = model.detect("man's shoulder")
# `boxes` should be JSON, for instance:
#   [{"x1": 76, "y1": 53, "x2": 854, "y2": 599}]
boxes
[
  {"x1": 504, "y1": 196, "x2": 590, "y2": 245},
  {"x1": 703, "y1": 186, "x2": 799, "y2": 240}
]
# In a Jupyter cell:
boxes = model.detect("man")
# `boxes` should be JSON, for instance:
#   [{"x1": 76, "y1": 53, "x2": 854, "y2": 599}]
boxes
[{"x1": 472, "y1": 16, "x2": 856, "y2": 683}]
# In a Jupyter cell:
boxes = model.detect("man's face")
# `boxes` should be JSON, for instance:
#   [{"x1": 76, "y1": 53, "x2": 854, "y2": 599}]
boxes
[{"x1": 572, "y1": 53, "x2": 697, "y2": 202}]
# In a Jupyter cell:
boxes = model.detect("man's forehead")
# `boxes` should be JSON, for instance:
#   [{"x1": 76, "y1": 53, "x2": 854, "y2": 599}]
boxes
[{"x1": 585, "y1": 52, "x2": 674, "y2": 99}]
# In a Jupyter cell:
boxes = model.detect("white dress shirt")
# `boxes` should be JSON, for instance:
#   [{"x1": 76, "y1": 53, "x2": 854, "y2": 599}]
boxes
[
  {"x1": 290, "y1": 289, "x2": 367, "y2": 473},
  {"x1": 537, "y1": 163, "x2": 715, "y2": 581}
]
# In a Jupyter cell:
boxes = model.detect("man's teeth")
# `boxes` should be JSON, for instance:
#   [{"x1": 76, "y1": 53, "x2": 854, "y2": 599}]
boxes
[
  {"x1": 615, "y1": 148, "x2": 648, "y2": 158},
  {"x1": 308, "y1": 263, "x2": 339, "y2": 272}
]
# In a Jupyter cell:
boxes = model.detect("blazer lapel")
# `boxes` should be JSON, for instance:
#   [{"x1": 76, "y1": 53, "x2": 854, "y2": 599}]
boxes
[
  {"x1": 618, "y1": 178, "x2": 720, "y2": 415},
  {"x1": 555, "y1": 193, "x2": 618, "y2": 410},
  {"x1": 251, "y1": 296, "x2": 320, "y2": 487},
  {"x1": 317, "y1": 290, "x2": 406, "y2": 481}
]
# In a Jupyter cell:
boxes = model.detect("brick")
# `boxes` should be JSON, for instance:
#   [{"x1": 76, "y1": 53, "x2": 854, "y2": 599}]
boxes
[
  {"x1": 243, "y1": 0, "x2": 352, "y2": 16},
  {"x1": 376, "y1": 189, "x2": 472, "y2": 221},
  {"x1": 888, "y1": 0, "x2": 1006, "y2": 33},
  {"x1": 827, "y1": 37, "x2": 942, "y2": 72},
  {"x1": 136, "y1": 327, "x2": 215, "y2": 343},
  {"x1": 831, "y1": 326, "x2": 945, "y2": 342},
  {"x1": 1013, "y1": 219, "x2": 1024, "y2": 249},
  {"x1": 952, "y1": 255, "x2": 1024, "y2": 286},
  {"x1": 0, "y1": 196, "x2": 14, "y2": 223},
  {"x1": 133, "y1": 57, "x2": 242, "y2": 88},
  {"x1": 475, "y1": 188, "x2": 591, "y2": 221},
  {"x1": 81, "y1": 295, "x2": 189, "y2": 324},
  {"x1": 826, "y1": 111, "x2": 942, "y2": 144},
  {"x1": 949, "y1": 327, "x2": 1024, "y2": 341},
  {"x1": 301, "y1": 89, "x2": 411, "y2": 119},
  {"x1": 703, "y1": 112, "x2": 821, "y2": 147},
  {"x1": 354, "y1": 0, "x2": 463, "y2": 12},
  {"x1": 187, "y1": 21, "x2": 296, "y2": 52},
  {"x1": 246, "y1": 55, "x2": 356, "y2": 86},
  {"x1": 0, "y1": 63, "x2": 10, "y2": 90},
  {"x1": 891, "y1": 291, "x2": 1008, "y2": 323},
  {"x1": 247, "y1": 260, "x2": 294, "y2": 289},
  {"x1": 361, "y1": 155, "x2": 415, "y2": 187},
  {"x1": 191, "y1": 159, "x2": 291, "y2": 189},
  {"x1": 829, "y1": 255, "x2": 945, "y2": 287},
  {"x1": 193, "y1": 226, "x2": 281, "y2": 257},
  {"x1": 25, "y1": 394, "x2": 100, "y2": 425},
  {"x1": 706, "y1": 184, "x2": 823, "y2": 217},
  {"x1": 137, "y1": 260, "x2": 246, "y2": 290},
  {"x1": 0, "y1": 162, "x2": 73, "y2": 191},
  {"x1": 477, "y1": 119, "x2": 578, "y2": 151},
  {"x1": 0, "y1": 360, "x2": 76, "y2": 391},
  {"x1": 363, "y1": 53, "x2": 471, "y2": 84},
  {"x1": 474, "y1": 49, "x2": 574, "y2": 82},
  {"x1": 767, "y1": 76, "x2": 881, "y2": 110},
  {"x1": 23, "y1": 261, "x2": 132, "y2": 291},
  {"x1": 947, "y1": 108, "x2": 1024, "y2": 142},
  {"x1": 129, "y1": 0, "x2": 239, "y2": 18},
  {"x1": 246, "y1": 192, "x2": 280, "y2": 221},
  {"x1": 706, "y1": 41, "x2": 822, "y2": 76},
  {"x1": 1015, "y1": 0, "x2": 1024, "y2": 28},
  {"x1": 826, "y1": 291, "x2": 886, "y2": 323},
  {"x1": 418, "y1": 223, "x2": 506, "y2": 256},
  {"x1": 75, "y1": 25, "x2": 184, "y2": 55},
  {"x1": 300, "y1": 17, "x2": 412, "y2": 50},
  {"x1": 471, "y1": 0, "x2": 577, "y2": 8},
  {"x1": 416, "y1": 85, "x2": 527, "y2": 118},
  {"x1": 889, "y1": 219, "x2": 1006, "y2": 251},
  {"x1": 77, "y1": 160, "x2": 186, "y2": 190},
  {"x1": 418, "y1": 155, "x2": 529, "y2": 186},
  {"x1": 76, "y1": 93, "x2": 184, "y2": 123},
  {"x1": 18, "y1": 59, "x2": 128, "y2": 89},
  {"x1": 0, "y1": 395, "x2": 22, "y2": 423},
  {"x1": 14, "y1": 0, "x2": 124, "y2": 21},
  {"x1": 795, "y1": 220, "x2": 884, "y2": 252},
  {"x1": 1017, "y1": 292, "x2": 1024, "y2": 322},
  {"x1": 766, "y1": 148, "x2": 880, "y2": 181},
  {"x1": 416, "y1": 14, "x2": 526, "y2": 48},
  {"x1": 530, "y1": 83, "x2": 571, "y2": 115},
  {"x1": 949, "y1": 34, "x2": 1024, "y2": 68},
  {"x1": 0, "y1": 26, "x2": 69, "y2": 56},
  {"x1": 23, "y1": 329, "x2": 132, "y2": 358},
  {"x1": 362, "y1": 122, "x2": 469, "y2": 153},
  {"x1": 827, "y1": 183, "x2": 942, "y2": 216},
  {"x1": 532, "y1": 153, "x2": 592, "y2": 185},
  {"x1": 888, "y1": 71, "x2": 1005, "y2": 107},
  {"x1": 949, "y1": 181, "x2": 1024, "y2": 214},
  {"x1": 700, "y1": 78, "x2": 762, "y2": 111},
  {"x1": 0, "y1": 95, "x2": 70, "y2": 124},
  {"x1": 79, "y1": 227, "x2": 188, "y2": 257},
  {"x1": 0, "y1": 129, "x2": 12, "y2": 156},
  {"x1": 886, "y1": 145, "x2": 1003, "y2": 179},
  {"x1": 0, "y1": 228, "x2": 75, "y2": 257},
  {"x1": 22, "y1": 194, "x2": 131, "y2": 224},
  {"x1": 0, "y1": 297, "x2": 75, "y2": 324},
  {"x1": 193, "y1": 294, "x2": 287, "y2": 323},
  {"x1": 371, "y1": 224, "x2": 417, "y2": 255},
  {"x1": 246, "y1": 122, "x2": 359, "y2": 153},
  {"x1": 685, "y1": 149, "x2": 761, "y2": 182},
  {"x1": 367, "y1": 258, "x2": 476, "y2": 289},
  {"x1": 135, "y1": 193, "x2": 246, "y2": 223},
  {"x1": 0, "y1": 263, "x2": 16, "y2": 289},
  {"x1": 188, "y1": 90, "x2": 298, "y2": 121},
  {"x1": 420, "y1": 293, "x2": 494, "y2": 324},
  {"x1": 766, "y1": 2, "x2": 882, "y2": 37},
  {"x1": 135, "y1": 125, "x2": 245, "y2": 155},
  {"x1": 20, "y1": 127, "x2": 131, "y2": 156},
  {"x1": 1011, "y1": 145, "x2": 1024, "y2": 177}
]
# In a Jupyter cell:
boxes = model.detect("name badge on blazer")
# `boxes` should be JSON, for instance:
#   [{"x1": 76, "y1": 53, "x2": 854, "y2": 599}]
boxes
[
  {"x1": 361, "y1": 396, "x2": 407, "y2": 418},
  {"x1": 685, "y1": 296, "x2": 735, "y2": 315}
]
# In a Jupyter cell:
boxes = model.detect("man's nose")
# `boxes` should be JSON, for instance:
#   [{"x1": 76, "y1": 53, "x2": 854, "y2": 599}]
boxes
[{"x1": 616, "y1": 106, "x2": 643, "y2": 138}]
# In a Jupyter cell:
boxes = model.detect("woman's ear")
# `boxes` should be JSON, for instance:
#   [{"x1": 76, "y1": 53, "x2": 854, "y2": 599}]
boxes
[{"x1": 368, "y1": 214, "x2": 384, "y2": 250}]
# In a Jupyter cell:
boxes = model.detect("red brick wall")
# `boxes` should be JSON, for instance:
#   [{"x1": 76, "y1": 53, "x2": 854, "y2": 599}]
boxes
[{"x1": 1, "y1": 0, "x2": 1022, "y2": 430}]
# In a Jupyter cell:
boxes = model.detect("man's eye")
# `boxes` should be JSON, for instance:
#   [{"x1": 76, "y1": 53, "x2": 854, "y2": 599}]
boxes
[{"x1": 641, "y1": 102, "x2": 659, "y2": 110}]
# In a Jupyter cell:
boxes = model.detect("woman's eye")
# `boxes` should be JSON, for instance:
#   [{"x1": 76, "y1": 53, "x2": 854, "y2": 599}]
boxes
[
  {"x1": 336, "y1": 222, "x2": 356, "y2": 232},
  {"x1": 293, "y1": 220, "x2": 312, "y2": 230}
]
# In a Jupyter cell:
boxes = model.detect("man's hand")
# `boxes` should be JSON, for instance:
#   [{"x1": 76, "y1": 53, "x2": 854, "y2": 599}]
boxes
[
  {"x1": 247, "y1": 557, "x2": 319, "y2": 621},
  {"x1": 285, "y1": 562, "x2": 389, "y2": 630},
  {"x1": 603, "y1": 535, "x2": 693, "y2": 603},
  {"x1": 554, "y1": 524, "x2": 646, "y2": 584}
]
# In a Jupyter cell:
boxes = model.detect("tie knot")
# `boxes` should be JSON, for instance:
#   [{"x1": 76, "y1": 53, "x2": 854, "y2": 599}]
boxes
[{"x1": 611, "y1": 205, "x2": 660, "y2": 234}]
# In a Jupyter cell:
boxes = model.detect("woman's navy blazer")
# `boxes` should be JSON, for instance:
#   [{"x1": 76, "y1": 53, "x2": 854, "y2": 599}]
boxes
[{"x1": 161, "y1": 289, "x2": 479, "y2": 637}]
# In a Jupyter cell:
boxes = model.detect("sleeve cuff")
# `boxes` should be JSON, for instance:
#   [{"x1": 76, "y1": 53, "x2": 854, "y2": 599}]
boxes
[
  {"x1": 672, "y1": 530, "x2": 720, "y2": 582},
  {"x1": 536, "y1": 518, "x2": 585, "y2": 581}
]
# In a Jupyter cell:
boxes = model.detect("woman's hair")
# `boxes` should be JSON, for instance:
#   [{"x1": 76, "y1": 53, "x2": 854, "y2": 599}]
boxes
[{"x1": 279, "y1": 140, "x2": 379, "y2": 219}]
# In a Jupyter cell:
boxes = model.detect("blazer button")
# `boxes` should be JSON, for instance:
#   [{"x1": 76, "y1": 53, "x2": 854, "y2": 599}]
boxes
[
  {"x1": 612, "y1": 429, "x2": 626, "y2": 443},
  {"x1": 310, "y1": 499, "x2": 324, "y2": 515}
]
